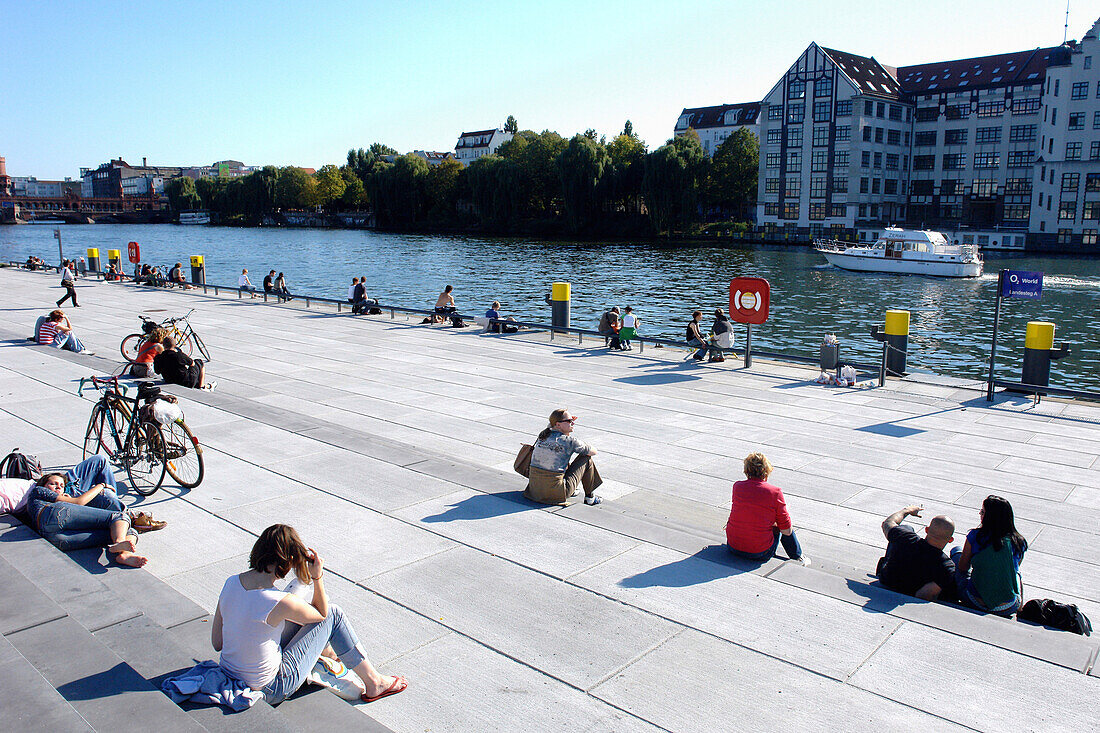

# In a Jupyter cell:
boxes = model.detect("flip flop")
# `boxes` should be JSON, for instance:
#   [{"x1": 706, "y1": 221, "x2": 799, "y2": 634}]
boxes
[{"x1": 361, "y1": 675, "x2": 407, "y2": 703}]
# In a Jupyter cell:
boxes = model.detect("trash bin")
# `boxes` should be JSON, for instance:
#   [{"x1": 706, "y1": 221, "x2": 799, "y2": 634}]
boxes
[{"x1": 820, "y1": 343, "x2": 839, "y2": 372}]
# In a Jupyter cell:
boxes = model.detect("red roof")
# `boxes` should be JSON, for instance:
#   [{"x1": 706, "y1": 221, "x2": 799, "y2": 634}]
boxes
[{"x1": 898, "y1": 47, "x2": 1060, "y2": 94}]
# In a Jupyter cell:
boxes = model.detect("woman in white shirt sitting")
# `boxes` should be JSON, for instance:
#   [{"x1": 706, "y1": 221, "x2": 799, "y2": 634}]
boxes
[{"x1": 212, "y1": 524, "x2": 407, "y2": 704}]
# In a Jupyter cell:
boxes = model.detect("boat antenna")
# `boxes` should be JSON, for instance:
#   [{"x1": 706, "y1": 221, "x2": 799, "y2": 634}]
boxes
[{"x1": 1064, "y1": 0, "x2": 1070, "y2": 44}]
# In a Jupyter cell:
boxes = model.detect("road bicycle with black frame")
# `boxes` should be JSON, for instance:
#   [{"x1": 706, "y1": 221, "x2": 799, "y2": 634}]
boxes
[
  {"x1": 120, "y1": 308, "x2": 211, "y2": 363},
  {"x1": 79, "y1": 376, "x2": 168, "y2": 495},
  {"x1": 80, "y1": 376, "x2": 205, "y2": 490}
]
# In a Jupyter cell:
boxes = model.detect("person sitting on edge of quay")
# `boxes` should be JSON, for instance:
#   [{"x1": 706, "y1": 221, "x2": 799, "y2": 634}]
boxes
[
  {"x1": 526, "y1": 408, "x2": 603, "y2": 506},
  {"x1": 16, "y1": 455, "x2": 166, "y2": 566},
  {"x1": 77, "y1": 257, "x2": 87, "y2": 277},
  {"x1": 275, "y1": 272, "x2": 293, "y2": 302},
  {"x1": 169, "y1": 262, "x2": 194, "y2": 289},
  {"x1": 57, "y1": 260, "x2": 78, "y2": 307},
  {"x1": 104, "y1": 263, "x2": 125, "y2": 282},
  {"x1": 351, "y1": 277, "x2": 374, "y2": 314},
  {"x1": 725, "y1": 452, "x2": 810, "y2": 566},
  {"x1": 598, "y1": 306, "x2": 621, "y2": 348},
  {"x1": 263, "y1": 270, "x2": 276, "y2": 297},
  {"x1": 485, "y1": 301, "x2": 519, "y2": 333},
  {"x1": 433, "y1": 284, "x2": 459, "y2": 325},
  {"x1": 38, "y1": 309, "x2": 93, "y2": 354},
  {"x1": 711, "y1": 308, "x2": 733, "y2": 362},
  {"x1": 951, "y1": 495, "x2": 1028, "y2": 616},
  {"x1": 155, "y1": 336, "x2": 215, "y2": 391},
  {"x1": 239, "y1": 268, "x2": 258, "y2": 298},
  {"x1": 685, "y1": 310, "x2": 716, "y2": 361},
  {"x1": 619, "y1": 306, "x2": 639, "y2": 350},
  {"x1": 129, "y1": 327, "x2": 165, "y2": 378},
  {"x1": 347, "y1": 277, "x2": 359, "y2": 303},
  {"x1": 876, "y1": 506, "x2": 957, "y2": 602},
  {"x1": 212, "y1": 524, "x2": 407, "y2": 705}
]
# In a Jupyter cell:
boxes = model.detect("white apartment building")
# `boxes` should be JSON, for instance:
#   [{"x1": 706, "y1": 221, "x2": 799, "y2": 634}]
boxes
[
  {"x1": 673, "y1": 102, "x2": 760, "y2": 155},
  {"x1": 454, "y1": 128, "x2": 513, "y2": 165}
]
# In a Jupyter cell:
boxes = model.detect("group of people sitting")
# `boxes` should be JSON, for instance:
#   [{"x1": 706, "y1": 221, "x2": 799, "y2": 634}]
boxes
[
  {"x1": 263, "y1": 270, "x2": 293, "y2": 302},
  {"x1": 597, "y1": 307, "x2": 640, "y2": 350},
  {"x1": 24, "y1": 255, "x2": 47, "y2": 270},
  {"x1": 127, "y1": 326, "x2": 215, "y2": 391},
  {"x1": 597, "y1": 306, "x2": 733, "y2": 362},
  {"x1": 348, "y1": 276, "x2": 378, "y2": 314}
]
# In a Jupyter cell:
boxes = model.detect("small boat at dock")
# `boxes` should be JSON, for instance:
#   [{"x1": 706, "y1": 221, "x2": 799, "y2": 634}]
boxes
[
  {"x1": 178, "y1": 210, "x2": 211, "y2": 225},
  {"x1": 814, "y1": 227, "x2": 983, "y2": 278}
]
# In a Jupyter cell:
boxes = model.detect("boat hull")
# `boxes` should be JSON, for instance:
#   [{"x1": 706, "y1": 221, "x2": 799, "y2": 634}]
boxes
[{"x1": 820, "y1": 251, "x2": 982, "y2": 278}]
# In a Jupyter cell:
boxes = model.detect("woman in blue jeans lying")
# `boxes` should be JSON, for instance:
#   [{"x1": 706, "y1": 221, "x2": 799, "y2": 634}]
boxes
[
  {"x1": 27, "y1": 455, "x2": 162, "y2": 567},
  {"x1": 212, "y1": 524, "x2": 407, "y2": 705}
]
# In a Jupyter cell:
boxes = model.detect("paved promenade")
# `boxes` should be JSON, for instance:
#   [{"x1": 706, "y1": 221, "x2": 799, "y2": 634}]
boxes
[{"x1": 0, "y1": 266, "x2": 1098, "y2": 732}]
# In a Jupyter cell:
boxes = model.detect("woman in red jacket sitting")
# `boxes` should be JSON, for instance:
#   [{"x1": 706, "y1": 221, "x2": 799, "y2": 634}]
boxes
[{"x1": 725, "y1": 452, "x2": 810, "y2": 566}]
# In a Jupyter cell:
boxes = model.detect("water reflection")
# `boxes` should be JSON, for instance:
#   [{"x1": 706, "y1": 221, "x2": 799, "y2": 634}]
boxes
[{"x1": 4, "y1": 224, "x2": 1100, "y2": 389}]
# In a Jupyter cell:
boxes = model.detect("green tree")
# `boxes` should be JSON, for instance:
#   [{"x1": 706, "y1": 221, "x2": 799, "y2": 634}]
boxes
[
  {"x1": 498, "y1": 129, "x2": 566, "y2": 217},
  {"x1": 606, "y1": 130, "x2": 647, "y2": 214},
  {"x1": 165, "y1": 176, "x2": 201, "y2": 211},
  {"x1": 346, "y1": 143, "x2": 398, "y2": 183},
  {"x1": 504, "y1": 115, "x2": 518, "y2": 134},
  {"x1": 622, "y1": 120, "x2": 636, "y2": 139},
  {"x1": 275, "y1": 167, "x2": 315, "y2": 210},
  {"x1": 706, "y1": 128, "x2": 759, "y2": 220},
  {"x1": 340, "y1": 166, "x2": 366, "y2": 209},
  {"x1": 314, "y1": 164, "x2": 347, "y2": 210},
  {"x1": 426, "y1": 158, "x2": 463, "y2": 221},
  {"x1": 642, "y1": 129, "x2": 709, "y2": 233},
  {"x1": 559, "y1": 134, "x2": 609, "y2": 233}
]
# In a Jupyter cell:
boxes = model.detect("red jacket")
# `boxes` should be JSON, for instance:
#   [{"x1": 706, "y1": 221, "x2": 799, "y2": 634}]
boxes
[{"x1": 725, "y1": 478, "x2": 793, "y2": 553}]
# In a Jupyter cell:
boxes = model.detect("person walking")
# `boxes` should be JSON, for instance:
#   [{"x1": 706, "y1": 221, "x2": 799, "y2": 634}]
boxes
[
  {"x1": 525, "y1": 408, "x2": 603, "y2": 506},
  {"x1": 57, "y1": 261, "x2": 79, "y2": 307}
]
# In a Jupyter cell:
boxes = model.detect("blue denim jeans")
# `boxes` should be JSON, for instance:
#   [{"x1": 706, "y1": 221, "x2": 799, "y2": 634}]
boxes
[
  {"x1": 949, "y1": 547, "x2": 1022, "y2": 616},
  {"x1": 262, "y1": 604, "x2": 367, "y2": 704},
  {"x1": 67, "y1": 455, "x2": 119, "y2": 495},
  {"x1": 51, "y1": 332, "x2": 86, "y2": 352},
  {"x1": 728, "y1": 527, "x2": 804, "y2": 562},
  {"x1": 37, "y1": 456, "x2": 128, "y2": 551}
]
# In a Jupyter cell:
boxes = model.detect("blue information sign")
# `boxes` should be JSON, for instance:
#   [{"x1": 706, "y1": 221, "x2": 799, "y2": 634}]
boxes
[{"x1": 1002, "y1": 270, "x2": 1043, "y2": 300}]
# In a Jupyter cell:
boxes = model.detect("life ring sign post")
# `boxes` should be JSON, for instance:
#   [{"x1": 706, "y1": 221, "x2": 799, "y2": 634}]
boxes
[
  {"x1": 127, "y1": 241, "x2": 141, "y2": 265},
  {"x1": 986, "y1": 269, "x2": 1044, "y2": 401},
  {"x1": 729, "y1": 277, "x2": 771, "y2": 368}
]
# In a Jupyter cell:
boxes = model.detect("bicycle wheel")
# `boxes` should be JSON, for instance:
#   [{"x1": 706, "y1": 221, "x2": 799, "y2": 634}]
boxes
[
  {"x1": 82, "y1": 404, "x2": 108, "y2": 459},
  {"x1": 120, "y1": 333, "x2": 145, "y2": 363},
  {"x1": 191, "y1": 331, "x2": 211, "y2": 361},
  {"x1": 163, "y1": 419, "x2": 204, "y2": 488},
  {"x1": 176, "y1": 328, "x2": 194, "y2": 357},
  {"x1": 82, "y1": 402, "x2": 129, "y2": 459},
  {"x1": 125, "y1": 421, "x2": 167, "y2": 496}
]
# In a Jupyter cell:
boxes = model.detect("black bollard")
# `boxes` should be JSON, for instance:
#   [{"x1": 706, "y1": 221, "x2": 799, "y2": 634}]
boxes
[{"x1": 1020, "y1": 321, "x2": 1069, "y2": 394}]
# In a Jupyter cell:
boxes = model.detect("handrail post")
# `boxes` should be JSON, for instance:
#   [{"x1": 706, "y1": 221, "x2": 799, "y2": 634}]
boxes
[
  {"x1": 879, "y1": 342, "x2": 888, "y2": 387},
  {"x1": 305, "y1": 297, "x2": 310, "y2": 307}
]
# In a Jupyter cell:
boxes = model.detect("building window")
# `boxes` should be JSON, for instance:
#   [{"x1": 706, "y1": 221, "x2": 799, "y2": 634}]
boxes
[
  {"x1": 876, "y1": 102, "x2": 885, "y2": 118},
  {"x1": 1072, "y1": 81, "x2": 1089, "y2": 100},
  {"x1": 765, "y1": 177, "x2": 780, "y2": 193},
  {"x1": 884, "y1": 179, "x2": 898, "y2": 195},
  {"x1": 910, "y1": 180, "x2": 934, "y2": 195},
  {"x1": 975, "y1": 127, "x2": 1001, "y2": 144},
  {"x1": 1059, "y1": 201, "x2": 1077, "y2": 220},
  {"x1": 860, "y1": 177, "x2": 869, "y2": 193},
  {"x1": 1013, "y1": 98, "x2": 1041, "y2": 115},
  {"x1": 1005, "y1": 150, "x2": 1034, "y2": 167},
  {"x1": 811, "y1": 150, "x2": 829, "y2": 172},
  {"x1": 810, "y1": 178, "x2": 827, "y2": 198},
  {"x1": 889, "y1": 105, "x2": 903, "y2": 121},
  {"x1": 1062, "y1": 173, "x2": 1080, "y2": 192},
  {"x1": 972, "y1": 179, "x2": 997, "y2": 196},
  {"x1": 887, "y1": 129, "x2": 901, "y2": 145},
  {"x1": 769, "y1": 106, "x2": 783, "y2": 120},
  {"x1": 1009, "y1": 125, "x2": 1036, "y2": 142},
  {"x1": 782, "y1": 202, "x2": 799, "y2": 219},
  {"x1": 787, "y1": 126, "x2": 803, "y2": 147},
  {"x1": 829, "y1": 203, "x2": 846, "y2": 217},
  {"x1": 815, "y1": 76, "x2": 833, "y2": 98},
  {"x1": 787, "y1": 152, "x2": 802, "y2": 171},
  {"x1": 788, "y1": 80, "x2": 805, "y2": 99},
  {"x1": 861, "y1": 151, "x2": 871, "y2": 168},
  {"x1": 944, "y1": 129, "x2": 968, "y2": 145},
  {"x1": 767, "y1": 129, "x2": 782, "y2": 145},
  {"x1": 1084, "y1": 229, "x2": 1098, "y2": 245},
  {"x1": 886, "y1": 153, "x2": 899, "y2": 170},
  {"x1": 812, "y1": 126, "x2": 830, "y2": 146},
  {"x1": 813, "y1": 101, "x2": 831, "y2": 122},
  {"x1": 833, "y1": 150, "x2": 849, "y2": 167},
  {"x1": 784, "y1": 176, "x2": 801, "y2": 196},
  {"x1": 942, "y1": 153, "x2": 966, "y2": 170},
  {"x1": 875, "y1": 128, "x2": 884, "y2": 144},
  {"x1": 1085, "y1": 202, "x2": 1100, "y2": 220},
  {"x1": 974, "y1": 152, "x2": 1000, "y2": 168},
  {"x1": 834, "y1": 126, "x2": 851, "y2": 142},
  {"x1": 766, "y1": 152, "x2": 781, "y2": 168},
  {"x1": 1087, "y1": 56, "x2": 1094, "y2": 70},
  {"x1": 915, "y1": 107, "x2": 939, "y2": 122},
  {"x1": 913, "y1": 155, "x2": 935, "y2": 170},
  {"x1": 941, "y1": 179, "x2": 960, "y2": 194},
  {"x1": 1056, "y1": 228, "x2": 1071, "y2": 243},
  {"x1": 1069, "y1": 112, "x2": 1086, "y2": 131},
  {"x1": 862, "y1": 126, "x2": 872, "y2": 142},
  {"x1": 835, "y1": 100, "x2": 852, "y2": 117},
  {"x1": 864, "y1": 100, "x2": 873, "y2": 115},
  {"x1": 945, "y1": 104, "x2": 970, "y2": 120},
  {"x1": 788, "y1": 103, "x2": 805, "y2": 123},
  {"x1": 873, "y1": 152, "x2": 883, "y2": 168},
  {"x1": 764, "y1": 202, "x2": 780, "y2": 216},
  {"x1": 1067, "y1": 142, "x2": 1083, "y2": 160},
  {"x1": 1005, "y1": 178, "x2": 1032, "y2": 194},
  {"x1": 1003, "y1": 204, "x2": 1030, "y2": 221},
  {"x1": 915, "y1": 131, "x2": 936, "y2": 146},
  {"x1": 832, "y1": 176, "x2": 848, "y2": 193},
  {"x1": 1087, "y1": 173, "x2": 1100, "y2": 192},
  {"x1": 808, "y1": 202, "x2": 826, "y2": 220},
  {"x1": 1094, "y1": 111, "x2": 1100, "y2": 129}
]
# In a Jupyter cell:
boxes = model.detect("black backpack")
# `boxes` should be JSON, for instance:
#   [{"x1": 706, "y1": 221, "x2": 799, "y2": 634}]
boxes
[
  {"x1": 1018, "y1": 599, "x2": 1092, "y2": 636},
  {"x1": 0, "y1": 449, "x2": 43, "y2": 480}
]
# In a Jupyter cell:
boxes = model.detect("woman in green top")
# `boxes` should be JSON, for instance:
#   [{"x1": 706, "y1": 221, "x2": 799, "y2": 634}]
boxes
[{"x1": 952, "y1": 495, "x2": 1028, "y2": 616}]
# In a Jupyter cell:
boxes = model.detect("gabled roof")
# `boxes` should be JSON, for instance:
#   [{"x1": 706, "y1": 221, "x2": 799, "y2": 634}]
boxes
[
  {"x1": 458, "y1": 129, "x2": 498, "y2": 139},
  {"x1": 678, "y1": 102, "x2": 761, "y2": 129},
  {"x1": 898, "y1": 47, "x2": 1059, "y2": 94},
  {"x1": 820, "y1": 47, "x2": 902, "y2": 98}
]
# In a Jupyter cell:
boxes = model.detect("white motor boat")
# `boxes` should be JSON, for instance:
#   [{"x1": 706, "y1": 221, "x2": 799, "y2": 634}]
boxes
[
  {"x1": 178, "y1": 210, "x2": 211, "y2": 225},
  {"x1": 814, "y1": 227, "x2": 983, "y2": 278}
]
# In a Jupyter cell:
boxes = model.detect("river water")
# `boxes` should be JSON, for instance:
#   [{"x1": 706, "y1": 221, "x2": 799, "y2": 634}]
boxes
[{"x1": 4, "y1": 224, "x2": 1100, "y2": 390}]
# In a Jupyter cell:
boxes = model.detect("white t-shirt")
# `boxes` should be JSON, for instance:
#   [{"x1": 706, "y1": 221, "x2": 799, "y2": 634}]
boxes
[
  {"x1": 622, "y1": 313, "x2": 637, "y2": 328},
  {"x1": 239, "y1": 273, "x2": 252, "y2": 287},
  {"x1": 348, "y1": 284, "x2": 357, "y2": 300},
  {"x1": 0, "y1": 478, "x2": 34, "y2": 515},
  {"x1": 217, "y1": 575, "x2": 286, "y2": 690}
]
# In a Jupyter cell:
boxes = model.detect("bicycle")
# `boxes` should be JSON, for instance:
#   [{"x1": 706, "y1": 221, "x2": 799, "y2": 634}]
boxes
[
  {"x1": 120, "y1": 309, "x2": 211, "y2": 363},
  {"x1": 79, "y1": 376, "x2": 167, "y2": 495},
  {"x1": 80, "y1": 376, "x2": 205, "y2": 490}
]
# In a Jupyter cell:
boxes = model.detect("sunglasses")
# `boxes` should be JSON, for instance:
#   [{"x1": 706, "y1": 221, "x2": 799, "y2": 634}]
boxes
[{"x1": 557, "y1": 417, "x2": 577, "y2": 425}]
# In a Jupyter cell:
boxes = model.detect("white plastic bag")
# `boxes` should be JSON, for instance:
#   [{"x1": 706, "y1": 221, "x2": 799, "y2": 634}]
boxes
[
  {"x1": 151, "y1": 399, "x2": 184, "y2": 425},
  {"x1": 840, "y1": 365, "x2": 857, "y2": 383}
]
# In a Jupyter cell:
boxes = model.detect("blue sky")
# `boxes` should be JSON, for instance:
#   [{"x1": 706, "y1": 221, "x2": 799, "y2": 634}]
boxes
[{"x1": 2, "y1": 1, "x2": 1092, "y2": 178}]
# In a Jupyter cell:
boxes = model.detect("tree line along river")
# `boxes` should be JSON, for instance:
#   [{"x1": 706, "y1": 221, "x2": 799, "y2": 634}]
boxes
[{"x1": 4, "y1": 224, "x2": 1100, "y2": 391}]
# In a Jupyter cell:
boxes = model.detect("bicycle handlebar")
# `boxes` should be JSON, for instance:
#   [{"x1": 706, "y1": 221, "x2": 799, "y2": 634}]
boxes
[{"x1": 78, "y1": 376, "x2": 128, "y2": 398}]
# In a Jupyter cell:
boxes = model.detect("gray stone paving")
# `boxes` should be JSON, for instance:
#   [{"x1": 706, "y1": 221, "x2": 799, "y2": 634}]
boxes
[{"x1": 1, "y1": 266, "x2": 1099, "y2": 731}]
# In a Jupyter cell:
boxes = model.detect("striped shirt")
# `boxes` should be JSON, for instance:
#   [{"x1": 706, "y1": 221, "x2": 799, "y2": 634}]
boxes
[{"x1": 39, "y1": 320, "x2": 61, "y2": 344}]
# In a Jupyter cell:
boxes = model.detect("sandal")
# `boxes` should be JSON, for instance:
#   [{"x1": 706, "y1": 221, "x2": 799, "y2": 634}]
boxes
[
  {"x1": 130, "y1": 511, "x2": 167, "y2": 533},
  {"x1": 361, "y1": 675, "x2": 407, "y2": 703}
]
